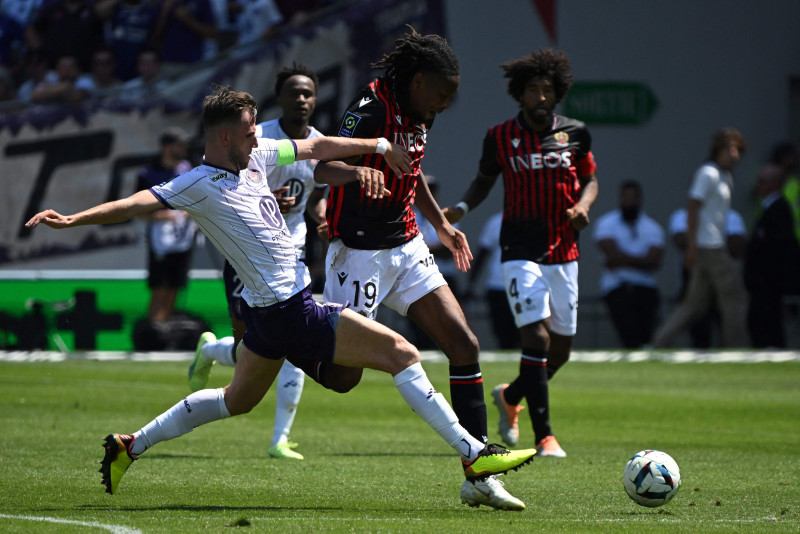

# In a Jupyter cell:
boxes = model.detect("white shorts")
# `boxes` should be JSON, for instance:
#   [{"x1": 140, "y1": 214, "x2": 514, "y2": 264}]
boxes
[
  {"x1": 502, "y1": 260, "x2": 579, "y2": 335},
  {"x1": 323, "y1": 234, "x2": 447, "y2": 319}
]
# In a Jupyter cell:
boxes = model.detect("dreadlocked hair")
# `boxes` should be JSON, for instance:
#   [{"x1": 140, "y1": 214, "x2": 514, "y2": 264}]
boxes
[
  {"x1": 371, "y1": 25, "x2": 459, "y2": 90},
  {"x1": 275, "y1": 62, "x2": 319, "y2": 95},
  {"x1": 502, "y1": 49, "x2": 573, "y2": 103},
  {"x1": 202, "y1": 84, "x2": 257, "y2": 130}
]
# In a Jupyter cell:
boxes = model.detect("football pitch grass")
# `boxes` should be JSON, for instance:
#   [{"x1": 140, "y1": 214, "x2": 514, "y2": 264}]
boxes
[{"x1": 1, "y1": 356, "x2": 798, "y2": 533}]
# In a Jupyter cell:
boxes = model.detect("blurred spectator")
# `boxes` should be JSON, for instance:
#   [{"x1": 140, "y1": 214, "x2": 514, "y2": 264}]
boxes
[
  {"x1": 151, "y1": 0, "x2": 218, "y2": 75},
  {"x1": 770, "y1": 141, "x2": 800, "y2": 245},
  {"x1": 744, "y1": 163, "x2": 800, "y2": 347},
  {"x1": 31, "y1": 54, "x2": 95, "y2": 104},
  {"x1": 119, "y1": 46, "x2": 165, "y2": 100},
  {"x1": 593, "y1": 180, "x2": 665, "y2": 349},
  {"x1": 235, "y1": 0, "x2": 282, "y2": 47},
  {"x1": 15, "y1": 47, "x2": 48, "y2": 101},
  {"x1": 95, "y1": 0, "x2": 161, "y2": 81},
  {"x1": 206, "y1": 0, "x2": 241, "y2": 54},
  {"x1": 0, "y1": 10, "x2": 25, "y2": 74},
  {"x1": 90, "y1": 46, "x2": 122, "y2": 90},
  {"x1": 668, "y1": 207, "x2": 746, "y2": 348},
  {"x1": 275, "y1": 0, "x2": 325, "y2": 25},
  {"x1": 136, "y1": 126, "x2": 197, "y2": 322},
  {"x1": 26, "y1": 0, "x2": 104, "y2": 72},
  {"x1": 462, "y1": 211, "x2": 521, "y2": 349},
  {"x1": 0, "y1": 0, "x2": 43, "y2": 28},
  {"x1": 0, "y1": 66, "x2": 16, "y2": 101},
  {"x1": 654, "y1": 127, "x2": 749, "y2": 348}
]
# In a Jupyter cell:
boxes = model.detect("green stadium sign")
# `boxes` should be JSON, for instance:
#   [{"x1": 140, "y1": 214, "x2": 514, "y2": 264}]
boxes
[{"x1": 563, "y1": 82, "x2": 658, "y2": 125}]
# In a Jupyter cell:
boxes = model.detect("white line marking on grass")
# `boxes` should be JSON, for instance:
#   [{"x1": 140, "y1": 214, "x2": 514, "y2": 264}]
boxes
[
  {"x1": 1, "y1": 349, "x2": 799, "y2": 363},
  {"x1": 0, "y1": 514, "x2": 141, "y2": 533}
]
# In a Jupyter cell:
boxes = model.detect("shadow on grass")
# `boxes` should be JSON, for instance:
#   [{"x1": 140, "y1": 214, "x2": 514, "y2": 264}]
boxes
[
  {"x1": 74, "y1": 504, "x2": 348, "y2": 512},
  {"x1": 325, "y1": 452, "x2": 452, "y2": 457}
]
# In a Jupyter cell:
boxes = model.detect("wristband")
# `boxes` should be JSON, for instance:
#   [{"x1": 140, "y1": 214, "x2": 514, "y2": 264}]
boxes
[
  {"x1": 455, "y1": 201, "x2": 470, "y2": 215},
  {"x1": 375, "y1": 137, "x2": 389, "y2": 155}
]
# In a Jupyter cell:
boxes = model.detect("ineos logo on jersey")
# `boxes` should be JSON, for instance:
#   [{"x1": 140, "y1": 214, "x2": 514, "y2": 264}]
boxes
[
  {"x1": 392, "y1": 131, "x2": 426, "y2": 152},
  {"x1": 508, "y1": 151, "x2": 573, "y2": 172}
]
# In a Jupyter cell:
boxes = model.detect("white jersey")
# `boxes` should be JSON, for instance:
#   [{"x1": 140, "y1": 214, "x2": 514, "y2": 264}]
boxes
[
  {"x1": 151, "y1": 138, "x2": 310, "y2": 308},
  {"x1": 687, "y1": 162, "x2": 733, "y2": 249},
  {"x1": 255, "y1": 119, "x2": 324, "y2": 256}
]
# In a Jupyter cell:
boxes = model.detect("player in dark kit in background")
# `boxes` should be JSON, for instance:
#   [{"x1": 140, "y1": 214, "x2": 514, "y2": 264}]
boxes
[
  {"x1": 445, "y1": 49, "x2": 599, "y2": 459},
  {"x1": 314, "y1": 27, "x2": 528, "y2": 510}
]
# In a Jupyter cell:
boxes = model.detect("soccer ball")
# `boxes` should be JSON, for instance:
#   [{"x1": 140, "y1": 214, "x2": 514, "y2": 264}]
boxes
[{"x1": 622, "y1": 449, "x2": 681, "y2": 507}]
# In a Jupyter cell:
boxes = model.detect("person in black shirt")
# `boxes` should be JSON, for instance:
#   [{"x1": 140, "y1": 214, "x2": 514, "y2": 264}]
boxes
[
  {"x1": 445, "y1": 49, "x2": 599, "y2": 459},
  {"x1": 314, "y1": 27, "x2": 527, "y2": 511}
]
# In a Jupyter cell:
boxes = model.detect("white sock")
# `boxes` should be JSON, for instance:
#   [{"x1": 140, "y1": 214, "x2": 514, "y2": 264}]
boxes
[
  {"x1": 131, "y1": 388, "x2": 231, "y2": 456},
  {"x1": 393, "y1": 362, "x2": 483, "y2": 462},
  {"x1": 202, "y1": 336, "x2": 236, "y2": 367},
  {"x1": 271, "y1": 361, "x2": 305, "y2": 447}
]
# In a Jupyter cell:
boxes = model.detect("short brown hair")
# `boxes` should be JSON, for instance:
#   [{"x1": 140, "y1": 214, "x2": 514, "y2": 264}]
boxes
[
  {"x1": 708, "y1": 127, "x2": 746, "y2": 161},
  {"x1": 201, "y1": 85, "x2": 257, "y2": 130}
]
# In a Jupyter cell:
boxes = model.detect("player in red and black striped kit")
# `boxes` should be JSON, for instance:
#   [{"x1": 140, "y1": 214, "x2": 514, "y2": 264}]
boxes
[
  {"x1": 315, "y1": 27, "x2": 530, "y2": 511},
  {"x1": 445, "y1": 49, "x2": 599, "y2": 459}
]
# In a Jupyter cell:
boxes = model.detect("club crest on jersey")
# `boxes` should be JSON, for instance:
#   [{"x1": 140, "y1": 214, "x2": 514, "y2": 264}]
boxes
[
  {"x1": 554, "y1": 131, "x2": 569, "y2": 146},
  {"x1": 247, "y1": 169, "x2": 262, "y2": 182},
  {"x1": 338, "y1": 112, "x2": 361, "y2": 138}
]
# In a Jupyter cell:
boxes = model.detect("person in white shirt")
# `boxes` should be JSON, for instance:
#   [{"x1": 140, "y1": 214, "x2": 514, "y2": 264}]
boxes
[
  {"x1": 25, "y1": 85, "x2": 535, "y2": 497},
  {"x1": 593, "y1": 180, "x2": 664, "y2": 348},
  {"x1": 667, "y1": 206, "x2": 746, "y2": 348},
  {"x1": 30, "y1": 54, "x2": 95, "y2": 104},
  {"x1": 190, "y1": 64, "x2": 327, "y2": 461},
  {"x1": 654, "y1": 128, "x2": 749, "y2": 347}
]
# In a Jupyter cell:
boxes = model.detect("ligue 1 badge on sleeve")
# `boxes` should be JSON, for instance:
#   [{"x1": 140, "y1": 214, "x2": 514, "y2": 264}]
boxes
[{"x1": 247, "y1": 170, "x2": 262, "y2": 183}]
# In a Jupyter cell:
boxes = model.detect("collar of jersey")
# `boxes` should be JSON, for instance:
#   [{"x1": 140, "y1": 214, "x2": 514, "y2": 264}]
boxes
[
  {"x1": 516, "y1": 110, "x2": 557, "y2": 134},
  {"x1": 201, "y1": 160, "x2": 240, "y2": 177}
]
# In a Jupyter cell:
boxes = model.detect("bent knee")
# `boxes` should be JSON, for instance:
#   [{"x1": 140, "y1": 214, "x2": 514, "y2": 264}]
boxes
[
  {"x1": 392, "y1": 336, "x2": 421, "y2": 370},
  {"x1": 441, "y1": 329, "x2": 480, "y2": 365},
  {"x1": 322, "y1": 366, "x2": 363, "y2": 393},
  {"x1": 222, "y1": 387, "x2": 258, "y2": 416}
]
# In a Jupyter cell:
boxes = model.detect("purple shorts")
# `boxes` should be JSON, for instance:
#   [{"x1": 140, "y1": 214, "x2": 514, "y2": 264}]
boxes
[{"x1": 241, "y1": 286, "x2": 344, "y2": 383}]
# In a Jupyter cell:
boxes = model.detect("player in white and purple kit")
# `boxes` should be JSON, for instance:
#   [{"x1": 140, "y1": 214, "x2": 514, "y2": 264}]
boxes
[
  {"x1": 190, "y1": 65, "x2": 327, "y2": 461},
  {"x1": 25, "y1": 86, "x2": 536, "y2": 497}
]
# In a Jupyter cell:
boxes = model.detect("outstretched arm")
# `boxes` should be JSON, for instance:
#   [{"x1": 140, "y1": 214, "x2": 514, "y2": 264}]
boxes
[
  {"x1": 25, "y1": 189, "x2": 163, "y2": 229},
  {"x1": 314, "y1": 160, "x2": 391, "y2": 200},
  {"x1": 295, "y1": 137, "x2": 411, "y2": 176}
]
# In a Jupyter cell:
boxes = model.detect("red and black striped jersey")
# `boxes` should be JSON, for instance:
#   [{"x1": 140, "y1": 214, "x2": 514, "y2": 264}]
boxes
[
  {"x1": 326, "y1": 77, "x2": 430, "y2": 250},
  {"x1": 479, "y1": 112, "x2": 596, "y2": 264}
]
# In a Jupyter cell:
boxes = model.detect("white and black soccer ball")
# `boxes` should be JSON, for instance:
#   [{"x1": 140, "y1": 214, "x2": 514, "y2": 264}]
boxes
[{"x1": 622, "y1": 449, "x2": 681, "y2": 507}]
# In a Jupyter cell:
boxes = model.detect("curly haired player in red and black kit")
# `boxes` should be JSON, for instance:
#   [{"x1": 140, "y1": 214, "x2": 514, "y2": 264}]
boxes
[
  {"x1": 314, "y1": 27, "x2": 529, "y2": 510},
  {"x1": 445, "y1": 49, "x2": 599, "y2": 459}
]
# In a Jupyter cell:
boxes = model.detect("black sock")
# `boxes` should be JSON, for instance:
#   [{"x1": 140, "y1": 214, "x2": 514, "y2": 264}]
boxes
[
  {"x1": 449, "y1": 363, "x2": 488, "y2": 444},
  {"x1": 507, "y1": 348, "x2": 551, "y2": 443}
]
